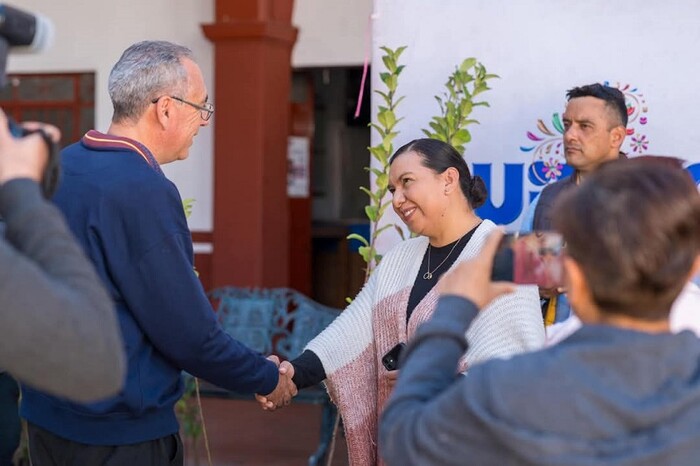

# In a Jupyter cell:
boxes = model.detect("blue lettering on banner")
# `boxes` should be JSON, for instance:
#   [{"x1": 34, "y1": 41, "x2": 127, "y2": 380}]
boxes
[
  {"x1": 686, "y1": 163, "x2": 700, "y2": 185},
  {"x1": 473, "y1": 162, "x2": 700, "y2": 227},
  {"x1": 473, "y1": 163, "x2": 524, "y2": 225}
]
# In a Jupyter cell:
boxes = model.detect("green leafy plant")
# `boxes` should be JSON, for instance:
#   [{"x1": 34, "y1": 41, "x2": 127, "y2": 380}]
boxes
[
  {"x1": 182, "y1": 198, "x2": 199, "y2": 277},
  {"x1": 177, "y1": 198, "x2": 207, "y2": 466},
  {"x1": 351, "y1": 49, "x2": 498, "y2": 280},
  {"x1": 422, "y1": 58, "x2": 499, "y2": 154},
  {"x1": 348, "y1": 46, "x2": 407, "y2": 281},
  {"x1": 183, "y1": 198, "x2": 196, "y2": 220},
  {"x1": 176, "y1": 376, "x2": 204, "y2": 465}
]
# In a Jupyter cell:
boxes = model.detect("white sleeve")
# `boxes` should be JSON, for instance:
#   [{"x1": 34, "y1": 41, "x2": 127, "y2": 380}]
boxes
[
  {"x1": 305, "y1": 267, "x2": 379, "y2": 374},
  {"x1": 464, "y1": 285, "x2": 545, "y2": 368}
]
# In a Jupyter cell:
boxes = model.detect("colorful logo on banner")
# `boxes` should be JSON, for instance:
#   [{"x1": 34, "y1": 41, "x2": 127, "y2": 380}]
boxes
[{"x1": 520, "y1": 82, "x2": 650, "y2": 188}]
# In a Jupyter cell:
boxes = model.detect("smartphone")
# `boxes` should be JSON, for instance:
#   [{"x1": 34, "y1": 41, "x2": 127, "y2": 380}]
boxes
[
  {"x1": 382, "y1": 342, "x2": 406, "y2": 371},
  {"x1": 491, "y1": 231, "x2": 565, "y2": 289}
]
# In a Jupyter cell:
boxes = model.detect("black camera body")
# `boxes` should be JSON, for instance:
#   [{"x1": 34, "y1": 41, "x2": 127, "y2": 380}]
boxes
[
  {"x1": 8, "y1": 118, "x2": 59, "y2": 198},
  {"x1": 0, "y1": 4, "x2": 53, "y2": 87}
]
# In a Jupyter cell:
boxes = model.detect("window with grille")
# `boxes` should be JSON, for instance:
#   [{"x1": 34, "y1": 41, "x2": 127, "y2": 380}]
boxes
[{"x1": 0, "y1": 72, "x2": 95, "y2": 148}]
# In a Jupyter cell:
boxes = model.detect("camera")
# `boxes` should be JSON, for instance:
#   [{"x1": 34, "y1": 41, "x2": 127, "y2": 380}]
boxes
[
  {"x1": 7, "y1": 118, "x2": 59, "y2": 197},
  {"x1": 491, "y1": 232, "x2": 565, "y2": 288},
  {"x1": 0, "y1": 5, "x2": 58, "y2": 197},
  {"x1": 0, "y1": 4, "x2": 54, "y2": 86}
]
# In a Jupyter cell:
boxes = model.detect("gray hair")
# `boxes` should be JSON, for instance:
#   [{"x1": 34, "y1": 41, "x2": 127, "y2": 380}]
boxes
[{"x1": 108, "y1": 40, "x2": 194, "y2": 123}]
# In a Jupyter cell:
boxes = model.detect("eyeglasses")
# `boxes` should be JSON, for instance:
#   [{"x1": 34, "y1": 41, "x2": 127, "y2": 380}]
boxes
[{"x1": 151, "y1": 95, "x2": 214, "y2": 121}]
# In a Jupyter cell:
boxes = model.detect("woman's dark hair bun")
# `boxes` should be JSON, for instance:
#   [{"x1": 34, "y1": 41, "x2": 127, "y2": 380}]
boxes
[{"x1": 469, "y1": 176, "x2": 488, "y2": 209}]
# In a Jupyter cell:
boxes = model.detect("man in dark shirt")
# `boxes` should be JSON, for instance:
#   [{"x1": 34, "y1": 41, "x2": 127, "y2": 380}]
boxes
[{"x1": 524, "y1": 83, "x2": 628, "y2": 323}]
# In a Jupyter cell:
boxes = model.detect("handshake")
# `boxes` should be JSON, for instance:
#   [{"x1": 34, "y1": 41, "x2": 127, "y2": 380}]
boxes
[{"x1": 255, "y1": 356, "x2": 297, "y2": 410}]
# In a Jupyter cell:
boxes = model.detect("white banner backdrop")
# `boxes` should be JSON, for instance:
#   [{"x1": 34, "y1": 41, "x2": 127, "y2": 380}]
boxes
[{"x1": 371, "y1": 0, "x2": 700, "y2": 253}]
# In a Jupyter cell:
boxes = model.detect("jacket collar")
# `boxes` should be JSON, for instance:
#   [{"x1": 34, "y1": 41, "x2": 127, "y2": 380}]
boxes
[{"x1": 81, "y1": 130, "x2": 163, "y2": 175}]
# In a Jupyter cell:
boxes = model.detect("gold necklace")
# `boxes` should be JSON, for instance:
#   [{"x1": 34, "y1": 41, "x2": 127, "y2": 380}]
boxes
[{"x1": 422, "y1": 235, "x2": 464, "y2": 280}]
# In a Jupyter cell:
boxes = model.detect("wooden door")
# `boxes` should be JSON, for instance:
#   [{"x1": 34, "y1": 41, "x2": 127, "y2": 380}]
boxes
[{"x1": 288, "y1": 72, "x2": 314, "y2": 295}]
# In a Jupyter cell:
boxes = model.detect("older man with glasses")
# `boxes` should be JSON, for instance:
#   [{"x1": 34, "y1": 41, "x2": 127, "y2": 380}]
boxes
[{"x1": 20, "y1": 40, "x2": 297, "y2": 466}]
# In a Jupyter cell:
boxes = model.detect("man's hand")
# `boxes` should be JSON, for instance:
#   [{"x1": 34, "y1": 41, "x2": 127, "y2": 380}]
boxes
[
  {"x1": 438, "y1": 230, "x2": 516, "y2": 309},
  {"x1": 0, "y1": 109, "x2": 61, "y2": 185},
  {"x1": 255, "y1": 355, "x2": 297, "y2": 411}
]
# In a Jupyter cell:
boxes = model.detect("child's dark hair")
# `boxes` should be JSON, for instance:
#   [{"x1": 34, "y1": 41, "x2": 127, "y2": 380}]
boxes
[{"x1": 555, "y1": 156, "x2": 700, "y2": 318}]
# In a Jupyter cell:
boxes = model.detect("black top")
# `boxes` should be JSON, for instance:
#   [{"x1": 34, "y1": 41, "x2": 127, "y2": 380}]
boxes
[
  {"x1": 291, "y1": 224, "x2": 480, "y2": 389},
  {"x1": 534, "y1": 152, "x2": 627, "y2": 231},
  {"x1": 406, "y1": 226, "x2": 477, "y2": 320}
]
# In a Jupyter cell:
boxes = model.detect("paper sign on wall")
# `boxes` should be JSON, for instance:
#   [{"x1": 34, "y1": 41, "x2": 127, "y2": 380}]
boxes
[{"x1": 288, "y1": 136, "x2": 310, "y2": 198}]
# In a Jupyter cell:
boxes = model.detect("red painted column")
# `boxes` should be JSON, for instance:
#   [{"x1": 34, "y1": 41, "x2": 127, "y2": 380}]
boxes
[{"x1": 203, "y1": 0, "x2": 297, "y2": 288}]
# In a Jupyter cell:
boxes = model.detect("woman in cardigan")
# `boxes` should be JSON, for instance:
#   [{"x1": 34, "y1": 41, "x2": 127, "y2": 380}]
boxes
[{"x1": 263, "y1": 139, "x2": 544, "y2": 465}]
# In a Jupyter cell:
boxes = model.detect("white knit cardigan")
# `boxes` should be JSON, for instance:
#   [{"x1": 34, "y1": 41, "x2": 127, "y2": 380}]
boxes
[{"x1": 306, "y1": 219, "x2": 545, "y2": 466}]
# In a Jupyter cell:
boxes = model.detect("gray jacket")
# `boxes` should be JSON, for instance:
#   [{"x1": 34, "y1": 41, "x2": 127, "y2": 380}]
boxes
[
  {"x1": 0, "y1": 179, "x2": 124, "y2": 402},
  {"x1": 380, "y1": 295, "x2": 700, "y2": 466}
]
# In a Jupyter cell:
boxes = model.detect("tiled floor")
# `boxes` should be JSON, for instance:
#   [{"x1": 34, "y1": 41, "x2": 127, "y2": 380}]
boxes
[{"x1": 183, "y1": 398, "x2": 349, "y2": 466}]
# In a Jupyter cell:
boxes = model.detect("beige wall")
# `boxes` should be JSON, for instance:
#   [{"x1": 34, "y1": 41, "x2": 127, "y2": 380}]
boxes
[{"x1": 293, "y1": 0, "x2": 373, "y2": 67}]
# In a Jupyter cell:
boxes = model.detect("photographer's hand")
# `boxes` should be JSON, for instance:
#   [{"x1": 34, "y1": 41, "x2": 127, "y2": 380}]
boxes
[{"x1": 0, "y1": 109, "x2": 60, "y2": 184}]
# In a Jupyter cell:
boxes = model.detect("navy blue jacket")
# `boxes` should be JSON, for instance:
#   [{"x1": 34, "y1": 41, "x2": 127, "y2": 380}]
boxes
[{"x1": 21, "y1": 131, "x2": 278, "y2": 445}]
